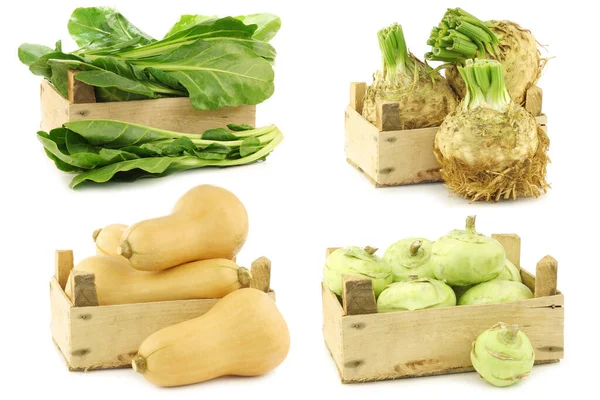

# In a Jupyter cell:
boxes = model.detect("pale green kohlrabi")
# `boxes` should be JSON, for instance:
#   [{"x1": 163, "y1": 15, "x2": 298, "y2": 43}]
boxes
[
  {"x1": 377, "y1": 277, "x2": 456, "y2": 313},
  {"x1": 323, "y1": 246, "x2": 392, "y2": 297},
  {"x1": 471, "y1": 322, "x2": 535, "y2": 387},
  {"x1": 383, "y1": 238, "x2": 435, "y2": 282},
  {"x1": 495, "y1": 259, "x2": 522, "y2": 282},
  {"x1": 458, "y1": 280, "x2": 533, "y2": 306},
  {"x1": 432, "y1": 216, "x2": 505, "y2": 286}
]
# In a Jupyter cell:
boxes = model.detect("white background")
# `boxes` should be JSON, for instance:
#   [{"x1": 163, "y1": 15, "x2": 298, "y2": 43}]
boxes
[{"x1": 1, "y1": 0, "x2": 597, "y2": 398}]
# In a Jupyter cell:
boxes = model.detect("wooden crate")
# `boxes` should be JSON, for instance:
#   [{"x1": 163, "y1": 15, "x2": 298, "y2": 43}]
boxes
[
  {"x1": 51, "y1": 250, "x2": 274, "y2": 371},
  {"x1": 322, "y1": 234, "x2": 564, "y2": 383},
  {"x1": 345, "y1": 82, "x2": 548, "y2": 187},
  {"x1": 40, "y1": 70, "x2": 256, "y2": 134}
]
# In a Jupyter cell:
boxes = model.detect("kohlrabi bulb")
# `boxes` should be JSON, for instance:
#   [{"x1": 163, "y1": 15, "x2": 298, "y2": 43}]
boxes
[
  {"x1": 377, "y1": 277, "x2": 456, "y2": 312},
  {"x1": 383, "y1": 238, "x2": 435, "y2": 281},
  {"x1": 458, "y1": 280, "x2": 533, "y2": 305},
  {"x1": 471, "y1": 322, "x2": 535, "y2": 387},
  {"x1": 495, "y1": 259, "x2": 522, "y2": 282},
  {"x1": 433, "y1": 216, "x2": 505, "y2": 286},
  {"x1": 323, "y1": 246, "x2": 392, "y2": 297}
]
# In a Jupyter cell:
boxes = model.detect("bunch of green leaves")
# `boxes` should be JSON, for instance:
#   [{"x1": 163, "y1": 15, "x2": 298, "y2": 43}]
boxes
[
  {"x1": 18, "y1": 7, "x2": 281, "y2": 110},
  {"x1": 425, "y1": 8, "x2": 498, "y2": 64},
  {"x1": 38, "y1": 120, "x2": 283, "y2": 188}
]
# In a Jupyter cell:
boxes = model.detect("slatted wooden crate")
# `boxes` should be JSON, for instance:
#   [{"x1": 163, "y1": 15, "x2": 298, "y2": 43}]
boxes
[
  {"x1": 51, "y1": 250, "x2": 274, "y2": 371},
  {"x1": 322, "y1": 234, "x2": 564, "y2": 383},
  {"x1": 345, "y1": 82, "x2": 548, "y2": 187},
  {"x1": 40, "y1": 70, "x2": 256, "y2": 134}
]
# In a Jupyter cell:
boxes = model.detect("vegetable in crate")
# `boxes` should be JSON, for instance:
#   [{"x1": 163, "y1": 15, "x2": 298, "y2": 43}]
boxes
[
  {"x1": 471, "y1": 322, "x2": 535, "y2": 387},
  {"x1": 133, "y1": 288, "x2": 290, "y2": 387},
  {"x1": 120, "y1": 185, "x2": 248, "y2": 271},
  {"x1": 458, "y1": 280, "x2": 533, "y2": 305},
  {"x1": 496, "y1": 259, "x2": 522, "y2": 282},
  {"x1": 18, "y1": 7, "x2": 280, "y2": 110},
  {"x1": 363, "y1": 23, "x2": 457, "y2": 128},
  {"x1": 377, "y1": 277, "x2": 456, "y2": 312},
  {"x1": 93, "y1": 223, "x2": 127, "y2": 257},
  {"x1": 37, "y1": 121, "x2": 283, "y2": 188},
  {"x1": 433, "y1": 216, "x2": 505, "y2": 286},
  {"x1": 383, "y1": 238, "x2": 436, "y2": 281},
  {"x1": 67, "y1": 256, "x2": 250, "y2": 305},
  {"x1": 434, "y1": 59, "x2": 549, "y2": 201},
  {"x1": 426, "y1": 8, "x2": 544, "y2": 105},
  {"x1": 323, "y1": 246, "x2": 392, "y2": 297}
]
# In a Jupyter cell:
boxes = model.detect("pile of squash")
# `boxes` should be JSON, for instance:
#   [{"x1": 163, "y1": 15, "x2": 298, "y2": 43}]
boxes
[{"x1": 66, "y1": 185, "x2": 290, "y2": 387}]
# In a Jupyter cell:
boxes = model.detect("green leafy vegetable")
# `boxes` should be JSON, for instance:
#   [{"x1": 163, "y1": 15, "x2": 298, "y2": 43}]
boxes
[
  {"x1": 18, "y1": 7, "x2": 280, "y2": 111},
  {"x1": 37, "y1": 120, "x2": 283, "y2": 188}
]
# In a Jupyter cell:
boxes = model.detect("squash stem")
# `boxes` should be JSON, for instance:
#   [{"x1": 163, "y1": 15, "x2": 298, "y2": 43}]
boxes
[
  {"x1": 118, "y1": 240, "x2": 133, "y2": 259},
  {"x1": 92, "y1": 228, "x2": 102, "y2": 242},
  {"x1": 132, "y1": 354, "x2": 148, "y2": 374}
]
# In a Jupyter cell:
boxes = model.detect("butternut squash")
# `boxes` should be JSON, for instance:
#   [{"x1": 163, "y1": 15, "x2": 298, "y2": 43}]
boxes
[
  {"x1": 119, "y1": 185, "x2": 249, "y2": 271},
  {"x1": 133, "y1": 288, "x2": 289, "y2": 387},
  {"x1": 93, "y1": 224, "x2": 127, "y2": 257},
  {"x1": 67, "y1": 255, "x2": 250, "y2": 305}
]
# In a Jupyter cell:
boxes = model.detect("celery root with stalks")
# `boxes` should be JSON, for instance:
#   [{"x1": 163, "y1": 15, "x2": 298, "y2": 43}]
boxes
[
  {"x1": 427, "y1": 8, "x2": 544, "y2": 105},
  {"x1": 434, "y1": 59, "x2": 549, "y2": 201},
  {"x1": 362, "y1": 23, "x2": 457, "y2": 128}
]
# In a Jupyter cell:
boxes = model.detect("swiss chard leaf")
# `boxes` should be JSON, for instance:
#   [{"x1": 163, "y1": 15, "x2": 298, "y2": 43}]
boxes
[
  {"x1": 137, "y1": 41, "x2": 274, "y2": 110},
  {"x1": 227, "y1": 123, "x2": 254, "y2": 132},
  {"x1": 68, "y1": 7, "x2": 153, "y2": 50},
  {"x1": 18, "y1": 44, "x2": 54, "y2": 66},
  {"x1": 75, "y1": 69, "x2": 158, "y2": 98},
  {"x1": 164, "y1": 15, "x2": 218, "y2": 38},
  {"x1": 202, "y1": 128, "x2": 239, "y2": 141},
  {"x1": 240, "y1": 137, "x2": 262, "y2": 157},
  {"x1": 235, "y1": 13, "x2": 281, "y2": 42},
  {"x1": 94, "y1": 87, "x2": 151, "y2": 102},
  {"x1": 64, "y1": 120, "x2": 175, "y2": 147}
]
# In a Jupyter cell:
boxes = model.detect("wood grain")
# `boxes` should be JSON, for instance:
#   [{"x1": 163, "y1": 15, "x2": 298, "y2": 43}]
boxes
[
  {"x1": 375, "y1": 101, "x2": 401, "y2": 131},
  {"x1": 342, "y1": 276, "x2": 377, "y2": 316},
  {"x1": 535, "y1": 256, "x2": 558, "y2": 297},
  {"x1": 40, "y1": 78, "x2": 256, "y2": 134},
  {"x1": 50, "y1": 277, "x2": 72, "y2": 367},
  {"x1": 68, "y1": 70, "x2": 96, "y2": 104},
  {"x1": 55, "y1": 250, "x2": 74, "y2": 290},
  {"x1": 525, "y1": 86, "x2": 543, "y2": 117},
  {"x1": 350, "y1": 82, "x2": 367, "y2": 115},
  {"x1": 250, "y1": 257, "x2": 271, "y2": 292},
  {"x1": 344, "y1": 105, "x2": 380, "y2": 182},
  {"x1": 65, "y1": 270, "x2": 99, "y2": 307}
]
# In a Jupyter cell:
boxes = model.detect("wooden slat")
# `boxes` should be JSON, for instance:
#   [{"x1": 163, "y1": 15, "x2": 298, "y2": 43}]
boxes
[
  {"x1": 344, "y1": 105, "x2": 380, "y2": 182},
  {"x1": 55, "y1": 250, "x2": 74, "y2": 290},
  {"x1": 250, "y1": 257, "x2": 271, "y2": 292},
  {"x1": 50, "y1": 277, "x2": 72, "y2": 368},
  {"x1": 69, "y1": 99, "x2": 255, "y2": 134},
  {"x1": 535, "y1": 256, "x2": 558, "y2": 297},
  {"x1": 339, "y1": 295, "x2": 564, "y2": 382},
  {"x1": 65, "y1": 271, "x2": 99, "y2": 307},
  {"x1": 377, "y1": 125, "x2": 442, "y2": 185},
  {"x1": 525, "y1": 86, "x2": 543, "y2": 117},
  {"x1": 40, "y1": 79, "x2": 256, "y2": 134},
  {"x1": 350, "y1": 82, "x2": 367, "y2": 115},
  {"x1": 64, "y1": 292, "x2": 276, "y2": 370},
  {"x1": 67, "y1": 70, "x2": 96, "y2": 104},
  {"x1": 491, "y1": 234, "x2": 521, "y2": 267},
  {"x1": 40, "y1": 80, "x2": 70, "y2": 132},
  {"x1": 342, "y1": 276, "x2": 377, "y2": 316},
  {"x1": 322, "y1": 283, "x2": 345, "y2": 375},
  {"x1": 375, "y1": 100, "x2": 401, "y2": 131}
]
